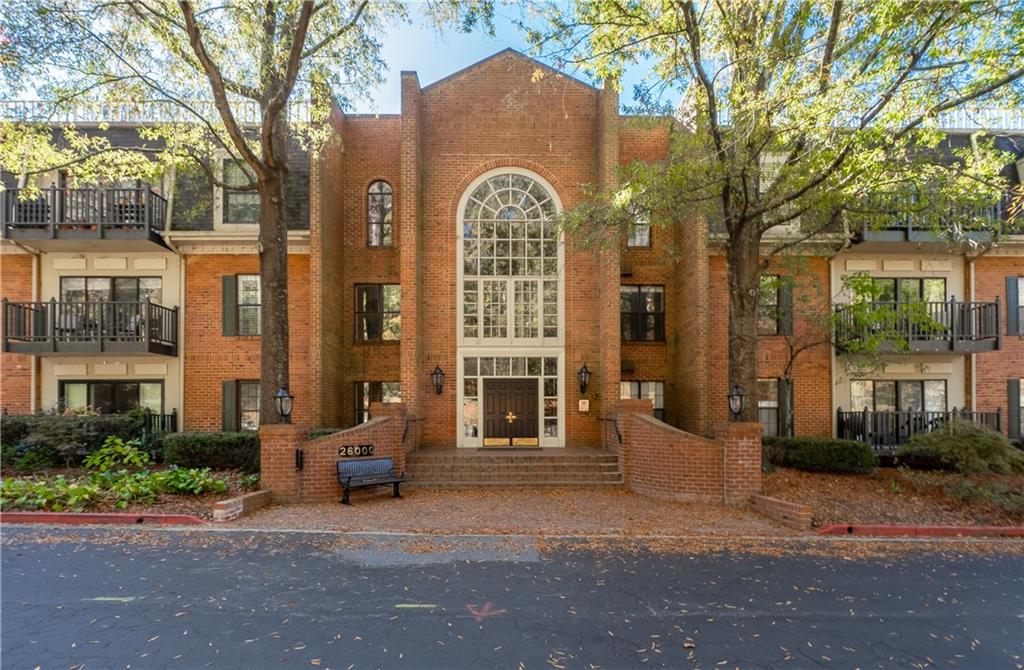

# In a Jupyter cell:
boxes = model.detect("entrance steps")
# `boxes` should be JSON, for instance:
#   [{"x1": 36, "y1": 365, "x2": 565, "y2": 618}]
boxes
[{"x1": 405, "y1": 448, "x2": 623, "y2": 488}]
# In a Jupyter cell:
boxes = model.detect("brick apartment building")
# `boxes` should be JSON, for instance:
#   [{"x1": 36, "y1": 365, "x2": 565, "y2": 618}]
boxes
[{"x1": 2, "y1": 50, "x2": 1023, "y2": 454}]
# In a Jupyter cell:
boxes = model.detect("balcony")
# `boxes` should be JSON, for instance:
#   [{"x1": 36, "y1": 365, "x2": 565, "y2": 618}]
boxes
[
  {"x1": 850, "y1": 194, "x2": 1011, "y2": 245},
  {"x1": 834, "y1": 299, "x2": 1001, "y2": 353},
  {"x1": 1, "y1": 186, "x2": 169, "y2": 251},
  {"x1": 837, "y1": 408, "x2": 1002, "y2": 452},
  {"x1": 2, "y1": 300, "x2": 178, "y2": 356}
]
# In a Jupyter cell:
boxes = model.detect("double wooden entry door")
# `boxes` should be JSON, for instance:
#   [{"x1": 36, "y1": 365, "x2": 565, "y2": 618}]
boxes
[{"x1": 482, "y1": 378, "x2": 539, "y2": 447}]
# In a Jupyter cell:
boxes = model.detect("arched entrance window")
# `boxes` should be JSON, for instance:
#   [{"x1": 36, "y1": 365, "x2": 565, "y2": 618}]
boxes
[{"x1": 456, "y1": 169, "x2": 564, "y2": 448}]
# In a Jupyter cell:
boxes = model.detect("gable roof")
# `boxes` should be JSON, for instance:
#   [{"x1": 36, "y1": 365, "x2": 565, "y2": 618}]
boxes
[{"x1": 420, "y1": 48, "x2": 599, "y2": 93}]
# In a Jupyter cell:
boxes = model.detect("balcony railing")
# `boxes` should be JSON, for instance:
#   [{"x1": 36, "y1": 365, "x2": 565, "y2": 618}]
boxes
[
  {"x1": 834, "y1": 299, "x2": 1001, "y2": 353},
  {"x1": 850, "y1": 194, "x2": 1013, "y2": 243},
  {"x1": 2, "y1": 187, "x2": 168, "y2": 247},
  {"x1": 144, "y1": 409, "x2": 178, "y2": 435},
  {"x1": 3, "y1": 299, "x2": 178, "y2": 356},
  {"x1": 0, "y1": 99, "x2": 312, "y2": 125},
  {"x1": 837, "y1": 408, "x2": 1002, "y2": 452}
]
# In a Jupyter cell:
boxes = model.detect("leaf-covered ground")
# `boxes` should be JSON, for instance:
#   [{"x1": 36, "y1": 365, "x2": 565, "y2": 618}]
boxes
[
  {"x1": 233, "y1": 487, "x2": 795, "y2": 536},
  {"x1": 764, "y1": 467, "x2": 1024, "y2": 527}
]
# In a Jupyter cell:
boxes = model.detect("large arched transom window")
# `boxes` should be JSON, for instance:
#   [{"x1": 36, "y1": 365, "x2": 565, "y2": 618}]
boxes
[{"x1": 460, "y1": 171, "x2": 561, "y2": 344}]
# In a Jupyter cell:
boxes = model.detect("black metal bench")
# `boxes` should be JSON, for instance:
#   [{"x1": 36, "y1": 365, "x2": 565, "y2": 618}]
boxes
[{"x1": 336, "y1": 457, "x2": 406, "y2": 505}]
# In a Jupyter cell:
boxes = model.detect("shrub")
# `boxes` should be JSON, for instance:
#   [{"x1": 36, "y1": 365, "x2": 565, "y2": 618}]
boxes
[
  {"x1": 896, "y1": 419, "x2": 1024, "y2": 475},
  {"x1": 308, "y1": 427, "x2": 344, "y2": 440},
  {"x1": 152, "y1": 466, "x2": 228, "y2": 496},
  {"x1": 1, "y1": 412, "x2": 144, "y2": 469},
  {"x1": 763, "y1": 436, "x2": 877, "y2": 474},
  {"x1": 162, "y1": 432, "x2": 259, "y2": 472},
  {"x1": 83, "y1": 436, "x2": 151, "y2": 472}
]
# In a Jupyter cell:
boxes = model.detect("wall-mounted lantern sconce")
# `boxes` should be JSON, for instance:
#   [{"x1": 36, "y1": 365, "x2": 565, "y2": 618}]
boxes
[
  {"x1": 431, "y1": 366, "x2": 445, "y2": 395},
  {"x1": 727, "y1": 384, "x2": 747, "y2": 420},
  {"x1": 578, "y1": 364, "x2": 592, "y2": 395},
  {"x1": 274, "y1": 387, "x2": 294, "y2": 424}
]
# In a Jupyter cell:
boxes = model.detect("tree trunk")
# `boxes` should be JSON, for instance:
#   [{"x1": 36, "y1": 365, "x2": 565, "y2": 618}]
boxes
[
  {"x1": 726, "y1": 219, "x2": 761, "y2": 422},
  {"x1": 258, "y1": 166, "x2": 290, "y2": 425}
]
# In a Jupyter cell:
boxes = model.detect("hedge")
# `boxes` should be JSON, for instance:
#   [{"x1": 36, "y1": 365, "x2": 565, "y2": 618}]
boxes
[
  {"x1": 896, "y1": 420, "x2": 1024, "y2": 475},
  {"x1": 763, "y1": 436, "x2": 877, "y2": 474},
  {"x1": 308, "y1": 427, "x2": 344, "y2": 440},
  {"x1": 162, "y1": 432, "x2": 260, "y2": 472},
  {"x1": 1, "y1": 412, "x2": 147, "y2": 469}
]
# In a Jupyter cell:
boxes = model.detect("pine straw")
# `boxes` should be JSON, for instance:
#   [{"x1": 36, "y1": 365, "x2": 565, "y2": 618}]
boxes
[{"x1": 764, "y1": 467, "x2": 1024, "y2": 527}]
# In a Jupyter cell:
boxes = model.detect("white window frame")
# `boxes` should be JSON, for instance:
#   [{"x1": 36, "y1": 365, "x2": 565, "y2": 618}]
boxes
[
  {"x1": 455, "y1": 168, "x2": 565, "y2": 448},
  {"x1": 213, "y1": 155, "x2": 260, "y2": 231}
]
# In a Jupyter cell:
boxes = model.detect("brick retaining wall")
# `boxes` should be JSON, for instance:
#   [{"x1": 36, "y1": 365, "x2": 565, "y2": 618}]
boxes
[
  {"x1": 617, "y1": 400, "x2": 762, "y2": 505},
  {"x1": 260, "y1": 402, "x2": 407, "y2": 503}
]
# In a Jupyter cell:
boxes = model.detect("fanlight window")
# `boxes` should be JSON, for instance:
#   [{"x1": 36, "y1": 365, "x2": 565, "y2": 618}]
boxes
[{"x1": 461, "y1": 173, "x2": 560, "y2": 342}]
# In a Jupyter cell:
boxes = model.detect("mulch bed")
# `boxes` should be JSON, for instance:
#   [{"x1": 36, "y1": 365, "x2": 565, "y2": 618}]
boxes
[
  {"x1": 1, "y1": 469, "x2": 251, "y2": 521},
  {"x1": 764, "y1": 467, "x2": 1024, "y2": 528}
]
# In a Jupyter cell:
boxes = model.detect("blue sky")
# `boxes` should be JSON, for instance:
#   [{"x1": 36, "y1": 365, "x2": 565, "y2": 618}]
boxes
[{"x1": 352, "y1": 7, "x2": 655, "y2": 114}]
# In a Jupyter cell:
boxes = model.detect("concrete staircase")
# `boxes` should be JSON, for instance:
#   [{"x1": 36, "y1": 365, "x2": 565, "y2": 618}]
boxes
[{"x1": 405, "y1": 448, "x2": 623, "y2": 488}]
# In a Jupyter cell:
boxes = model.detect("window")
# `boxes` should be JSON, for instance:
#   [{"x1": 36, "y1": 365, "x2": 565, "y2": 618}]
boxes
[
  {"x1": 871, "y1": 277, "x2": 946, "y2": 303},
  {"x1": 620, "y1": 381, "x2": 664, "y2": 421},
  {"x1": 60, "y1": 277, "x2": 162, "y2": 304},
  {"x1": 1008, "y1": 277, "x2": 1023, "y2": 335},
  {"x1": 758, "y1": 276, "x2": 780, "y2": 335},
  {"x1": 355, "y1": 284, "x2": 401, "y2": 341},
  {"x1": 354, "y1": 381, "x2": 401, "y2": 424},
  {"x1": 368, "y1": 181, "x2": 393, "y2": 246},
  {"x1": 627, "y1": 208, "x2": 651, "y2": 247},
  {"x1": 758, "y1": 379, "x2": 780, "y2": 437},
  {"x1": 620, "y1": 286, "x2": 665, "y2": 341},
  {"x1": 460, "y1": 172, "x2": 560, "y2": 345},
  {"x1": 61, "y1": 381, "x2": 163, "y2": 414},
  {"x1": 236, "y1": 275, "x2": 261, "y2": 336},
  {"x1": 850, "y1": 380, "x2": 947, "y2": 413},
  {"x1": 238, "y1": 381, "x2": 260, "y2": 431},
  {"x1": 222, "y1": 160, "x2": 260, "y2": 224}
]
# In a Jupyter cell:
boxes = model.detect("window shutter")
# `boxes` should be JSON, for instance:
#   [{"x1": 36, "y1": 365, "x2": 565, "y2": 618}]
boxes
[
  {"x1": 778, "y1": 281, "x2": 793, "y2": 336},
  {"x1": 1008, "y1": 379, "x2": 1021, "y2": 440},
  {"x1": 222, "y1": 380, "x2": 239, "y2": 432},
  {"x1": 222, "y1": 275, "x2": 238, "y2": 336},
  {"x1": 779, "y1": 377, "x2": 793, "y2": 437},
  {"x1": 1007, "y1": 277, "x2": 1020, "y2": 335}
]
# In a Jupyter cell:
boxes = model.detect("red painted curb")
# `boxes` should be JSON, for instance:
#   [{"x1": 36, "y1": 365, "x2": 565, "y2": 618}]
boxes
[
  {"x1": 817, "y1": 524, "x2": 1024, "y2": 538},
  {"x1": 0, "y1": 512, "x2": 208, "y2": 526}
]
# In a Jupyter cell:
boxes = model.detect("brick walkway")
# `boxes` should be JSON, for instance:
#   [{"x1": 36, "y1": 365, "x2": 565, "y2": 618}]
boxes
[{"x1": 231, "y1": 487, "x2": 794, "y2": 536}]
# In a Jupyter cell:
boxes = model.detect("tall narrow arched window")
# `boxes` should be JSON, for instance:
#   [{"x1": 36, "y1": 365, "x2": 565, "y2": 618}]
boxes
[{"x1": 367, "y1": 181, "x2": 393, "y2": 247}]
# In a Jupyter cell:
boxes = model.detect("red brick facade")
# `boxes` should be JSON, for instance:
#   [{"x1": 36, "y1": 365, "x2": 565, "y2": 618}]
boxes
[
  {"x1": 0, "y1": 253, "x2": 36, "y2": 413},
  {"x1": 1, "y1": 49, "x2": 1022, "y2": 454}
]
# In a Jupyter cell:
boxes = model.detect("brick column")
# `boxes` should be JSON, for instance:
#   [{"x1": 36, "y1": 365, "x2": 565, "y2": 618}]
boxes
[
  {"x1": 259, "y1": 424, "x2": 309, "y2": 503},
  {"x1": 615, "y1": 398, "x2": 653, "y2": 480},
  {"x1": 398, "y1": 71, "x2": 423, "y2": 439},
  {"x1": 596, "y1": 80, "x2": 621, "y2": 435},
  {"x1": 715, "y1": 422, "x2": 763, "y2": 505}
]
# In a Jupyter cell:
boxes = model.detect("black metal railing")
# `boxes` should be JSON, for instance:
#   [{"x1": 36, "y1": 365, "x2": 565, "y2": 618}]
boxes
[
  {"x1": 3, "y1": 299, "x2": 178, "y2": 355},
  {"x1": 837, "y1": 408, "x2": 1002, "y2": 452},
  {"x1": 144, "y1": 409, "x2": 178, "y2": 435},
  {"x1": 2, "y1": 186, "x2": 167, "y2": 236},
  {"x1": 834, "y1": 299, "x2": 1001, "y2": 352}
]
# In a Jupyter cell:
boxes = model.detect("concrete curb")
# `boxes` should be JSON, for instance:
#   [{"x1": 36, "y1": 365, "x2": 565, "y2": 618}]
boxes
[
  {"x1": 817, "y1": 524, "x2": 1024, "y2": 538},
  {"x1": 0, "y1": 512, "x2": 209, "y2": 526}
]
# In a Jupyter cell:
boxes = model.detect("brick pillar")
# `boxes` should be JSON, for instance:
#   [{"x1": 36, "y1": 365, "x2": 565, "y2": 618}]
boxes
[
  {"x1": 596, "y1": 80, "x2": 621, "y2": 438},
  {"x1": 715, "y1": 422, "x2": 763, "y2": 505},
  {"x1": 259, "y1": 424, "x2": 309, "y2": 503},
  {"x1": 399, "y1": 71, "x2": 423, "y2": 439}
]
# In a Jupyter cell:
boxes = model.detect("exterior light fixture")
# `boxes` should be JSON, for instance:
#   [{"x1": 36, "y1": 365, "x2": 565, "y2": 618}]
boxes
[
  {"x1": 578, "y1": 364, "x2": 592, "y2": 395},
  {"x1": 727, "y1": 384, "x2": 746, "y2": 420},
  {"x1": 431, "y1": 366, "x2": 445, "y2": 395},
  {"x1": 273, "y1": 387, "x2": 294, "y2": 424}
]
